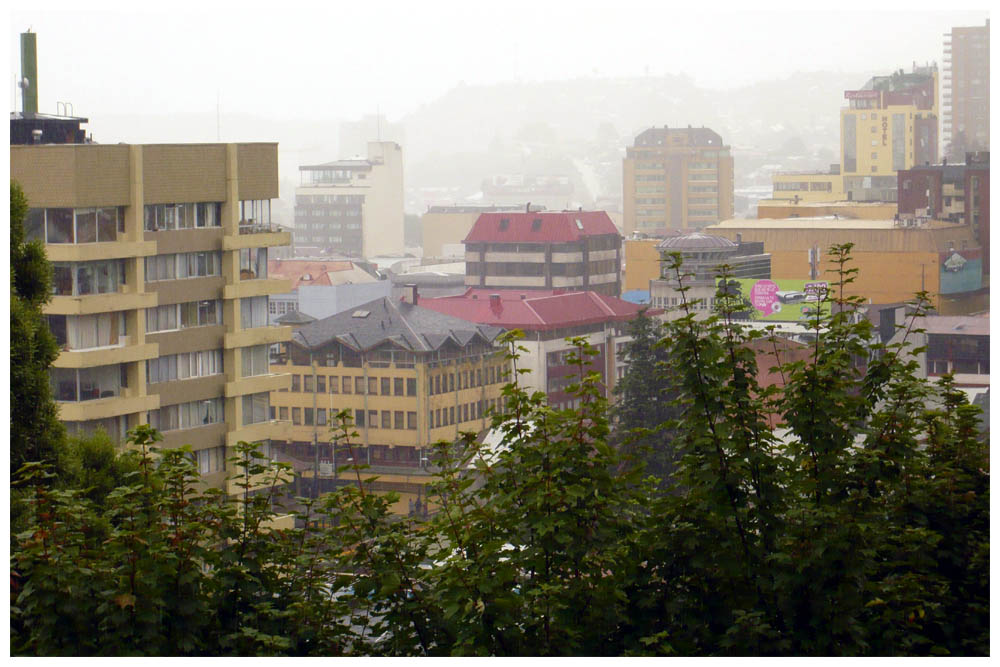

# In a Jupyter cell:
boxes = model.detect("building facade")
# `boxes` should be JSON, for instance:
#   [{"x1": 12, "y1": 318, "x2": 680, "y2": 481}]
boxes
[
  {"x1": 294, "y1": 141, "x2": 404, "y2": 259},
  {"x1": 622, "y1": 126, "x2": 735, "y2": 235},
  {"x1": 12, "y1": 136, "x2": 293, "y2": 493},
  {"x1": 943, "y1": 20, "x2": 990, "y2": 162},
  {"x1": 897, "y1": 152, "x2": 990, "y2": 274},
  {"x1": 269, "y1": 292, "x2": 505, "y2": 513},
  {"x1": 420, "y1": 204, "x2": 533, "y2": 258},
  {"x1": 267, "y1": 258, "x2": 390, "y2": 323},
  {"x1": 463, "y1": 210, "x2": 622, "y2": 297}
]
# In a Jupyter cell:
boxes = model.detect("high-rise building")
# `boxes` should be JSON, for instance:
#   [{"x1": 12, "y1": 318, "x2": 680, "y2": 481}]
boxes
[
  {"x1": 622, "y1": 126, "x2": 735, "y2": 235},
  {"x1": 943, "y1": 20, "x2": 990, "y2": 161},
  {"x1": 770, "y1": 64, "x2": 939, "y2": 204},
  {"x1": 463, "y1": 210, "x2": 622, "y2": 297},
  {"x1": 12, "y1": 112, "x2": 293, "y2": 492},
  {"x1": 293, "y1": 142, "x2": 404, "y2": 259}
]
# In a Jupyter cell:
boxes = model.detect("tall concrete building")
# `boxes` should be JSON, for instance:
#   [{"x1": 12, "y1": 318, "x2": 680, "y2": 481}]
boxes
[
  {"x1": 771, "y1": 64, "x2": 938, "y2": 204},
  {"x1": 294, "y1": 141, "x2": 404, "y2": 259},
  {"x1": 12, "y1": 107, "x2": 293, "y2": 492},
  {"x1": 943, "y1": 20, "x2": 990, "y2": 162},
  {"x1": 622, "y1": 126, "x2": 735, "y2": 235}
]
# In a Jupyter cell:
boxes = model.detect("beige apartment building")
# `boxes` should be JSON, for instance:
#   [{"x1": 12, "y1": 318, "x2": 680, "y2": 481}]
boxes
[
  {"x1": 12, "y1": 139, "x2": 293, "y2": 494},
  {"x1": 622, "y1": 126, "x2": 735, "y2": 235},
  {"x1": 294, "y1": 141, "x2": 404, "y2": 259}
]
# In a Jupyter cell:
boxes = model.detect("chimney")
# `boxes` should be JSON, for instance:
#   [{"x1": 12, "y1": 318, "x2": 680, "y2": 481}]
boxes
[
  {"x1": 31, "y1": 129, "x2": 43, "y2": 144},
  {"x1": 20, "y1": 32, "x2": 38, "y2": 114},
  {"x1": 489, "y1": 294, "x2": 502, "y2": 315},
  {"x1": 525, "y1": 201, "x2": 531, "y2": 213}
]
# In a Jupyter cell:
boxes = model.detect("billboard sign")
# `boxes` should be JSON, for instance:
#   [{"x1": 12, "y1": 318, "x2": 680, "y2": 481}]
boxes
[
  {"x1": 725, "y1": 278, "x2": 832, "y2": 321},
  {"x1": 939, "y1": 249, "x2": 983, "y2": 294}
]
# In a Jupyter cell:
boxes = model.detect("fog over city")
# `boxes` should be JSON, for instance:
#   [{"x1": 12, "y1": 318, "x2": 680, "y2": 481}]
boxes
[{"x1": 9, "y1": 6, "x2": 988, "y2": 218}]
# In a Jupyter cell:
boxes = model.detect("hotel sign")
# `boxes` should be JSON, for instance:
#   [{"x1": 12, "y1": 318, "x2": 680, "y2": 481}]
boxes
[{"x1": 844, "y1": 90, "x2": 880, "y2": 100}]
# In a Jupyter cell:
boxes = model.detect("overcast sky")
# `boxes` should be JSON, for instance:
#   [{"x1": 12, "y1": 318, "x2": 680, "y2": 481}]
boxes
[{"x1": 9, "y1": 4, "x2": 989, "y2": 124}]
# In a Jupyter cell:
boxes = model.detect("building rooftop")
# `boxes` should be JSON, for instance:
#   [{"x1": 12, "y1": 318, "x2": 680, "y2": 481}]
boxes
[
  {"x1": 419, "y1": 288, "x2": 653, "y2": 331},
  {"x1": 299, "y1": 159, "x2": 373, "y2": 171},
  {"x1": 291, "y1": 296, "x2": 502, "y2": 353},
  {"x1": 464, "y1": 211, "x2": 620, "y2": 244},
  {"x1": 268, "y1": 259, "x2": 379, "y2": 288},
  {"x1": 632, "y1": 125, "x2": 726, "y2": 148},
  {"x1": 923, "y1": 315, "x2": 990, "y2": 337},
  {"x1": 657, "y1": 232, "x2": 737, "y2": 251},
  {"x1": 710, "y1": 217, "x2": 961, "y2": 230}
]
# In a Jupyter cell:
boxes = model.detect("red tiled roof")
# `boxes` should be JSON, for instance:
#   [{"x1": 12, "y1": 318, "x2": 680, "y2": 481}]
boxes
[
  {"x1": 463, "y1": 211, "x2": 620, "y2": 244},
  {"x1": 268, "y1": 259, "x2": 356, "y2": 289},
  {"x1": 418, "y1": 288, "x2": 656, "y2": 331}
]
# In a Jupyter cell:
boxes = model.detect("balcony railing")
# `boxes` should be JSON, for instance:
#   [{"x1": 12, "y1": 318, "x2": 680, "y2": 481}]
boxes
[{"x1": 239, "y1": 221, "x2": 282, "y2": 235}]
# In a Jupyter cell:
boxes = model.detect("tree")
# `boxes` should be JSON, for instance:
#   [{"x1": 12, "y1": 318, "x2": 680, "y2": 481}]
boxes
[
  {"x1": 10, "y1": 247, "x2": 989, "y2": 656},
  {"x1": 612, "y1": 309, "x2": 680, "y2": 487}
]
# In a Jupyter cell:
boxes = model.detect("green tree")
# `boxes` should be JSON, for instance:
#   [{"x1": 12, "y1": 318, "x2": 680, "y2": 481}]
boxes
[
  {"x1": 10, "y1": 180, "x2": 66, "y2": 477},
  {"x1": 612, "y1": 309, "x2": 680, "y2": 487}
]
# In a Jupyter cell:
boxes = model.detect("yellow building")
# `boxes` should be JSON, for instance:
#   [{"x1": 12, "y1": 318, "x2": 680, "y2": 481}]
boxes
[
  {"x1": 704, "y1": 217, "x2": 981, "y2": 311},
  {"x1": 420, "y1": 204, "x2": 527, "y2": 258},
  {"x1": 270, "y1": 289, "x2": 507, "y2": 514},
  {"x1": 12, "y1": 137, "x2": 293, "y2": 493},
  {"x1": 622, "y1": 126, "x2": 735, "y2": 235},
  {"x1": 769, "y1": 64, "x2": 939, "y2": 205},
  {"x1": 756, "y1": 201, "x2": 899, "y2": 220}
]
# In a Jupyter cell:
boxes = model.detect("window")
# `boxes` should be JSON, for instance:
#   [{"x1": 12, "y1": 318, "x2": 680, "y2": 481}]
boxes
[
  {"x1": 395, "y1": 411, "x2": 404, "y2": 429},
  {"x1": 394, "y1": 378, "x2": 404, "y2": 396},
  {"x1": 317, "y1": 409, "x2": 327, "y2": 426},
  {"x1": 368, "y1": 377, "x2": 378, "y2": 395},
  {"x1": 329, "y1": 376, "x2": 339, "y2": 393},
  {"x1": 242, "y1": 345, "x2": 269, "y2": 378},
  {"x1": 342, "y1": 377, "x2": 352, "y2": 394},
  {"x1": 407, "y1": 378, "x2": 416, "y2": 396},
  {"x1": 146, "y1": 300, "x2": 221, "y2": 333},
  {"x1": 449, "y1": 406, "x2": 455, "y2": 424},
  {"x1": 239, "y1": 247, "x2": 268, "y2": 280},
  {"x1": 53, "y1": 260, "x2": 125, "y2": 296},
  {"x1": 355, "y1": 377, "x2": 365, "y2": 394},
  {"x1": 148, "y1": 349, "x2": 223, "y2": 383},
  {"x1": 50, "y1": 364, "x2": 124, "y2": 402},
  {"x1": 55, "y1": 312, "x2": 125, "y2": 351},
  {"x1": 292, "y1": 408, "x2": 301, "y2": 425},
  {"x1": 241, "y1": 393, "x2": 270, "y2": 425},
  {"x1": 369, "y1": 410, "x2": 378, "y2": 427},
  {"x1": 304, "y1": 408, "x2": 314, "y2": 426},
  {"x1": 303, "y1": 374, "x2": 314, "y2": 392},
  {"x1": 354, "y1": 410, "x2": 365, "y2": 427},
  {"x1": 382, "y1": 411, "x2": 392, "y2": 428},
  {"x1": 241, "y1": 296, "x2": 269, "y2": 329},
  {"x1": 196, "y1": 446, "x2": 226, "y2": 475},
  {"x1": 291, "y1": 375, "x2": 301, "y2": 392},
  {"x1": 407, "y1": 412, "x2": 417, "y2": 430},
  {"x1": 28, "y1": 207, "x2": 122, "y2": 244},
  {"x1": 279, "y1": 407, "x2": 289, "y2": 420},
  {"x1": 381, "y1": 377, "x2": 390, "y2": 395},
  {"x1": 317, "y1": 376, "x2": 326, "y2": 393},
  {"x1": 148, "y1": 397, "x2": 224, "y2": 432}
]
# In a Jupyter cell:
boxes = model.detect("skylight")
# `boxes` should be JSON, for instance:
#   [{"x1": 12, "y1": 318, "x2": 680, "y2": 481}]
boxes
[{"x1": 352, "y1": 310, "x2": 370, "y2": 318}]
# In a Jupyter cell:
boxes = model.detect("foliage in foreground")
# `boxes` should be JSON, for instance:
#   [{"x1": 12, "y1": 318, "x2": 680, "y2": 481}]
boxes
[{"x1": 10, "y1": 247, "x2": 989, "y2": 656}]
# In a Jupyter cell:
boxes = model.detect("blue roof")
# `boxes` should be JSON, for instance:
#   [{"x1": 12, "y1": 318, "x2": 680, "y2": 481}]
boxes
[{"x1": 621, "y1": 290, "x2": 650, "y2": 305}]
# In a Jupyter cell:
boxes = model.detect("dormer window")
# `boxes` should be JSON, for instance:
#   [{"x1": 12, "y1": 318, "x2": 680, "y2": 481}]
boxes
[
  {"x1": 499, "y1": 218, "x2": 510, "y2": 230},
  {"x1": 531, "y1": 218, "x2": 542, "y2": 231}
]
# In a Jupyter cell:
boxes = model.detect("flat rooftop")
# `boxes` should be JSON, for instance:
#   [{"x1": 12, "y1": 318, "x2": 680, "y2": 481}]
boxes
[{"x1": 711, "y1": 218, "x2": 961, "y2": 230}]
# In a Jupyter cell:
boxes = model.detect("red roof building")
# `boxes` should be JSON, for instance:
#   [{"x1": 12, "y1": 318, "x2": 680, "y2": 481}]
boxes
[
  {"x1": 419, "y1": 287, "x2": 657, "y2": 409},
  {"x1": 463, "y1": 210, "x2": 622, "y2": 297}
]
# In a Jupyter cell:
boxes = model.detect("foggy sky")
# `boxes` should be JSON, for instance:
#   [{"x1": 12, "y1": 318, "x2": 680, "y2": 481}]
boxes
[{"x1": 9, "y1": 5, "x2": 989, "y2": 126}]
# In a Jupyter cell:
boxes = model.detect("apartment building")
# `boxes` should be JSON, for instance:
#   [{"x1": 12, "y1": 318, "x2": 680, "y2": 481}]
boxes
[
  {"x1": 771, "y1": 64, "x2": 939, "y2": 204},
  {"x1": 294, "y1": 141, "x2": 404, "y2": 258},
  {"x1": 269, "y1": 290, "x2": 505, "y2": 510},
  {"x1": 419, "y1": 288, "x2": 653, "y2": 409},
  {"x1": 622, "y1": 126, "x2": 735, "y2": 235},
  {"x1": 943, "y1": 20, "x2": 990, "y2": 161},
  {"x1": 463, "y1": 210, "x2": 622, "y2": 297},
  {"x1": 11, "y1": 112, "x2": 292, "y2": 492},
  {"x1": 267, "y1": 258, "x2": 390, "y2": 323},
  {"x1": 421, "y1": 204, "x2": 534, "y2": 258}
]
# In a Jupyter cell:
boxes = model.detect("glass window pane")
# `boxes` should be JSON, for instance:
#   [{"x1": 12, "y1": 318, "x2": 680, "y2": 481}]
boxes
[
  {"x1": 25, "y1": 209, "x2": 45, "y2": 241},
  {"x1": 47, "y1": 208, "x2": 74, "y2": 243},
  {"x1": 97, "y1": 208, "x2": 117, "y2": 241},
  {"x1": 76, "y1": 210, "x2": 98, "y2": 243}
]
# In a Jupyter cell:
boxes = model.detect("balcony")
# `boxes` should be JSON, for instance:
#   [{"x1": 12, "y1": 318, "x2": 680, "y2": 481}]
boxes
[
  {"x1": 53, "y1": 340, "x2": 159, "y2": 369},
  {"x1": 223, "y1": 278, "x2": 292, "y2": 300},
  {"x1": 46, "y1": 240, "x2": 158, "y2": 263},
  {"x1": 56, "y1": 393, "x2": 160, "y2": 422},
  {"x1": 45, "y1": 291, "x2": 157, "y2": 316},
  {"x1": 225, "y1": 372, "x2": 291, "y2": 398},
  {"x1": 224, "y1": 226, "x2": 292, "y2": 251},
  {"x1": 224, "y1": 325, "x2": 292, "y2": 350},
  {"x1": 226, "y1": 419, "x2": 291, "y2": 448}
]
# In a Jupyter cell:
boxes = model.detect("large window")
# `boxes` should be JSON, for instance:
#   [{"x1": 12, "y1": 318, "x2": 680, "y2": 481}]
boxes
[
  {"x1": 47, "y1": 312, "x2": 125, "y2": 351},
  {"x1": 149, "y1": 397, "x2": 224, "y2": 432},
  {"x1": 146, "y1": 300, "x2": 221, "y2": 333},
  {"x1": 52, "y1": 260, "x2": 125, "y2": 296},
  {"x1": 196, "y1": 446, "x2": 226, "y2": 474},
  {"x1": 239, "y1": 248, "x2": 268, "y2": 280},
  {"x1": 241, "y1": 296, "x2": 269, "y2": 329},
  {"x1": 147, "y1": 349, "x2": 223, "y2": 383},
  {"x1": 50, "y1": 365, "x2": 125, "y2": 402},
  {"x1": 144, "y1": 203, "x2": 222, "y2": 231},
  {"x1": 26, "y1": 207, "x2": 123, "y2": 244},
  {"x1": 241, "y1": 392, "x2": 270, "y2": 425},
  {"x1": 145, "y1": 252, "x2": 221, "y2": 282},
  {"x1": 241, "y1": 345, "x2": 269, "y2": 377}
]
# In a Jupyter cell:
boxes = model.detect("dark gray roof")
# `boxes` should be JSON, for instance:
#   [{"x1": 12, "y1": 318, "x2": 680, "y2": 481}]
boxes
[
  {"x1": 276, "y1": 309, "x2": 317, "y2": 325},
  {"x1": 658, "y1": 232, "x2": 736, "y2": 250},
  {"x1": 291, "y1": 296, "x2": 503, "y2": 353}
]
